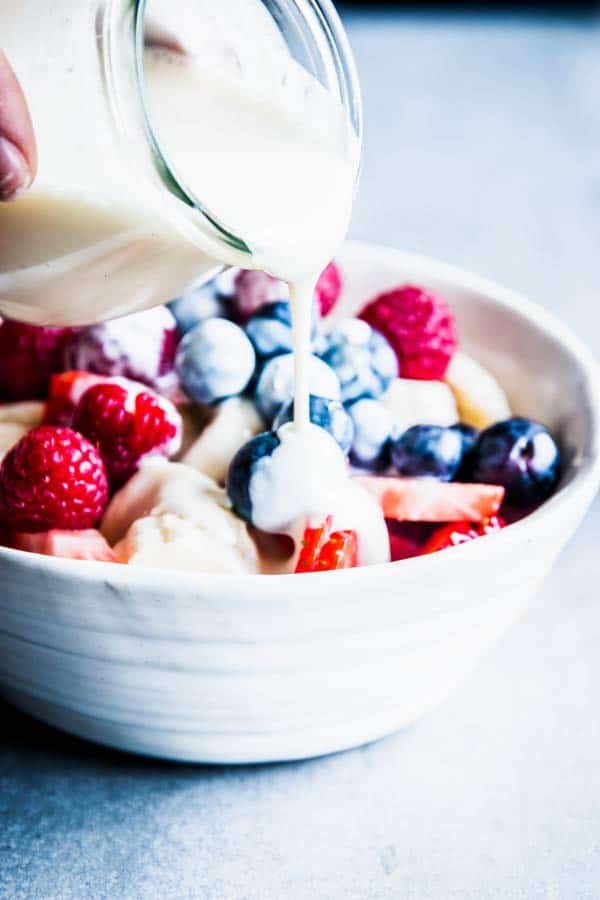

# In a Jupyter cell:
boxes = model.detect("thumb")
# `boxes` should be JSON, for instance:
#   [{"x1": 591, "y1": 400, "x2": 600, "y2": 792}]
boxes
[{"x1": 0, "y1": 50, "x2": 37, "y2": 201}]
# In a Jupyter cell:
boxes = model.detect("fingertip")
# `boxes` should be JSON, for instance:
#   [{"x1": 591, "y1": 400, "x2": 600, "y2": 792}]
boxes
[
  {"x1": 0, "y1": 50, "x2": 37, "y2": 196},
  {"x1": 0, "y1": 135, "x2": 32, "y2": 201}
]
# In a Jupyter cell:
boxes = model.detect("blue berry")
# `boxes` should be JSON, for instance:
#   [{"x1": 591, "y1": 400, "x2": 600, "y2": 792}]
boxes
[
  {"x1": 176, "y1": 318, "x2": 256, "y2": 405},
  {"x1": 451, "y1": 424, "x2": 480, "y2": 480},
  {"x1": 471, "y1": 417, "x2": 561, "y2": 505},
  {"x1": 227, "y1": 431, "x2": 281, "y2": 524},
  {"x1": 391, "y1": 425, "x2": 464, "y2": 481},
  {"x1": 254, "y1": 352, "x2": 340, "y2": 424},
  {"x1": 347, "y1": 398, "x2": 395, "y2": 470},
  {"x1": 273, "y1": 395, "x2": 354, "y2": 454},
  {"x1": 169, "y1": 281, "x2": 224, "y2": 334},
  {"x1": 451, "y1": 423, "x2": 479, "y2": 456},
  {"x1": 245, "y1": 301, "x2": 320, "y2": 360},
  {"x1": 319, "y1": 319, "x2": 398, "y2": 404}
]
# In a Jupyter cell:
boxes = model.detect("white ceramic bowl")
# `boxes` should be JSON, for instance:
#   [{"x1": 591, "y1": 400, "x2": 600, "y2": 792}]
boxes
[{"x1": 1, "y1": 242, "x2": 599, "y2": 764}]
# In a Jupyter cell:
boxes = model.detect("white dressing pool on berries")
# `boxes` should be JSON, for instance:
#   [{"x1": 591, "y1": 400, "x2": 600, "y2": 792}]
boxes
[{"x1": 247, "y1": 423, "x2": 389, "y2": 568}]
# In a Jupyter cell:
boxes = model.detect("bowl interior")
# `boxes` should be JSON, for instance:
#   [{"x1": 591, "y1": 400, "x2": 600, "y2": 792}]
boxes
[{"x1": 0, "y1": 241, "x2": 598, "y2": 585}]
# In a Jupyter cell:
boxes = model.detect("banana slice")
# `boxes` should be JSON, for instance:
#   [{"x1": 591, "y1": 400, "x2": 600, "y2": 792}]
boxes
[
  {"x1": 0, "y1": 401, "x2": 45, "y2": 427},
  {"x1": 381, "y1": 378, "x2": 458, "y2": 434},
  {"x1": 182, "y1": 396, "x2": 263, "y2": 484},
  {"x1": 113, "y1": 511, "x2": 258, "y2": 573},
  {"x1": 444, "y1": 351, "x2": 511, "y2": 429},
  {"x1": 0, "y1": 401, "x2": 45, "y2": 461},
  {"x1": 106, "y1": 460, "x2": 258, "y2": 573}
]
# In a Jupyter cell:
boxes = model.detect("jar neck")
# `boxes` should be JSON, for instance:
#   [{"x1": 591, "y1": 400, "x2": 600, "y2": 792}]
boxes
[{"x1": 101, "y1": 0, "x2": 362, "y2": 271}]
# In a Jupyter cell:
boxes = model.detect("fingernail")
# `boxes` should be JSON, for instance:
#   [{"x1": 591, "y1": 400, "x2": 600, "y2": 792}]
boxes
[{"x1": 0, "y1": 136, "x2": 31, "y2": 201}]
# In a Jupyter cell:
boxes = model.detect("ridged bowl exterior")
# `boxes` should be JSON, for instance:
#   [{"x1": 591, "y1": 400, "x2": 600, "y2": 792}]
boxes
[{"x1": 0, "y1": 243, "x2": 598, "y2": 763}]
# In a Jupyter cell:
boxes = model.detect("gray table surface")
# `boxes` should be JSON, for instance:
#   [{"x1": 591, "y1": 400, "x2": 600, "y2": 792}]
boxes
[{"x1": 2, "y1": 10, "x2": 600, "y2": 900}]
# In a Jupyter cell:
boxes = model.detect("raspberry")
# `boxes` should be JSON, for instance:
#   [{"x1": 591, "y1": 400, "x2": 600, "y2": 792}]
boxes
[
  {"x1": 62, "y1": 307, "x2": 179, "y2": 395},
  {"x1": 360, "y1": 284, "x2": 458, "y2": 380},
  {"x1": 315, "y1": 262, "x2": 342, "y2": 317},
  {"x1": 0, "y1": 320, "x2": 75, "y2": 401},
  {"x1": 73, "y1": 382, "x2": 182, "y2": 487},
  {"x1": 230, "y1": 270, "x2": 287, "y2": 322},
  {"x1": 0, "y1": 426, "x2": 108, "y2": 532},
  {"x1": 45, "y1": 371, "x2": 108, "y2": 427}
]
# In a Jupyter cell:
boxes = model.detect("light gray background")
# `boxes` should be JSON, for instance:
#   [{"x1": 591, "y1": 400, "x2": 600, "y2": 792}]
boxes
[{"x1": 2, "y1": 11, "x2": 600, "y2": 900}]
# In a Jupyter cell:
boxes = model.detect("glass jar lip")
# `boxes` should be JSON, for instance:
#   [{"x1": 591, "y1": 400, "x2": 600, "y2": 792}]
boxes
[{"x1": 132, "y1": 0, "x2": 363, "y2": 263}]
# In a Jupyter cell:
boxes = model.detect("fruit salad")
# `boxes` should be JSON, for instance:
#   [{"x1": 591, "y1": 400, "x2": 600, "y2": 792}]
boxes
[{"x1": 0, "y1": 263, "x2": 562, "y2": 574}]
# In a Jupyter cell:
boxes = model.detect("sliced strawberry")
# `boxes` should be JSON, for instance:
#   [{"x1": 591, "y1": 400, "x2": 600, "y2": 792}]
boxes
[
  {"x1": 295, "y1": 517, "x2": 359, "y2": 573},
  {"x1": 423, "y1": 515, "x2": 505, "y2": 555},
  {"x1": 357, "y1": 477, "x2": 505, "y2": 523},
  {"x1": 10, "y1": 529, "x2": 117, "y2": 562},
  {"x1": 296, "y1": 517, "x2": 332, "y2": 570},
  {"x1": 317, "y1": 530, "x2": 358, "y2": 571}
]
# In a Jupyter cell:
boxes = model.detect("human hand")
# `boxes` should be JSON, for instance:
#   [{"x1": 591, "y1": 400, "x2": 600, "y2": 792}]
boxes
[{"x1": 0, "y1": 50, "x2": 37, "y2": 201}]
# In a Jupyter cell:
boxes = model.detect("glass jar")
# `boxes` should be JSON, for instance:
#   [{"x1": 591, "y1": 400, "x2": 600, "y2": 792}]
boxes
[{"x1": 0, "y1": 0, "x2": 362, "y2": 325}]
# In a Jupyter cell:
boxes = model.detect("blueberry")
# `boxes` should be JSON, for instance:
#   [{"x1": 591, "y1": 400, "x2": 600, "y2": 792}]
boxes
[
  {"x1": 347, "y1": 398, "x2": 395, "y2": 470},
  {"x1": 254, "y1": 352, "x2": 340, "y2": 424},
  {"x1": 319, "y1": 319, "x2": 398, "y2": 403},
  {"x1": 273, "y1": 395, "x2": 354, "y2": 454},
  {"x1": 391, "y1": 425, "x2": 464, "y2": 481},
  {"x1": 169, "y1": 280, "x2": 224, "y2": 334},
  {"x1": 450, "y1": 423, "x2": 479, "y2": 479},
  {"x1": 451, "y1": 423, "x2": 479, "y2": 456},
  {"x1": 245, "y1": 301, "x2": 319, "y2": 360},
  {"x1": 471, "y1": 417, "x2": 561, "y2": 505},
  {"x1": 227, "y1": 431, "x2": 281, "y2": 524},
  {"x1": 176, "y1": 318, "x2": 256, "y2": 404}
]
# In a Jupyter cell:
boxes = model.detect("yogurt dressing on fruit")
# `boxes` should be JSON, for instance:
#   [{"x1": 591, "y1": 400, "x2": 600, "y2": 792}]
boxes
[
  {"x1": 144, "y1": 30, "x2": 385, "y2": 565},
  {"x1": 249, "y1": 423, "x2": 390, "y2": 568}
]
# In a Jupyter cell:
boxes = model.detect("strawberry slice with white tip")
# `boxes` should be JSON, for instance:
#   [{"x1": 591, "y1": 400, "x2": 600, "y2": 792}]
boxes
[{"x1": 295, "y1": 516, "x2": 359, "y2": 573}]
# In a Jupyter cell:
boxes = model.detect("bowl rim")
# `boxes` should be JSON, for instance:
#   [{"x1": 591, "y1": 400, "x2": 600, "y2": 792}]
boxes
[{"x1": 1, "y1": 240, "x2": 599, "y2": 590}]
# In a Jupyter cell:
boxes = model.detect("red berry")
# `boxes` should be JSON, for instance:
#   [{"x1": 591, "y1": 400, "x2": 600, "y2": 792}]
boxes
[
  {"x1": 72, "y1": 382, "x2": 182, "y2": 487},
  {"x1": 0, "y1": 426, "x2": 108, "y2": 532},
  {"x1": 295, "y1": 516, "x2": 359, "y2": 573},
  {"x1": 315, "y1": 262, "x2": 342, "y2": 317},
  {"x1": 386, "y1": 520, "x2": 435, "y2": 562},
  {"x1": 231, "y1": 270, "x2": 286, "y2": 322},
  {"x1": 360, "y1": 284, "x2": 458, "y2": 380},
  {"x1": 44, "y1": 371, "x2": 108, "y2": 427},
  {"x1": 62, "y1": 307, "x2": 179, "y2": 394},
  {"x1": 0, "y1": 320, "x2": 75, "y2": 401},
  {"x1": 422, "y1": 515, "x2": 505, "y2": 555}
]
